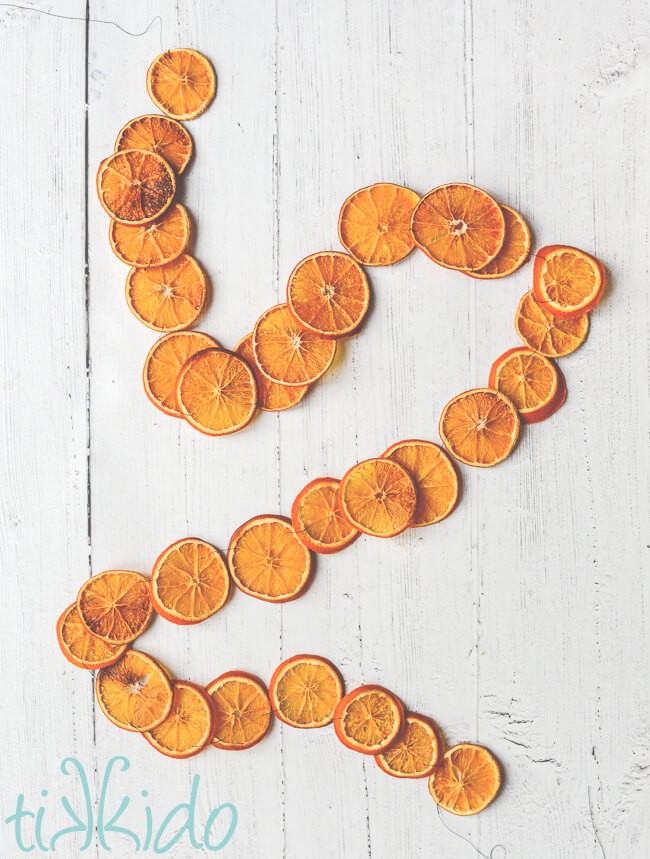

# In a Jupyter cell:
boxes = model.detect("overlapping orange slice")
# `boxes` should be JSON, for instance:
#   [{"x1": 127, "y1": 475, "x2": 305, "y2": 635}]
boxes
[
  {"x1": 77, "y1": 570, "x2": 154, "y2": 645},
  {"x1": 515, "y1": 290, "x2": 589, "y2": 358},
  {"x1": 489, "y1": 347, "x2": 566, "y2": 424},
  {"x1": 533, "y1": 245, "x2": 605, "y2": 318},
  {"x1": 269, "y1": 654, "x2": 343, "y2": 729},
  {"x1": 439, "y1": 388, "x2": 520, "y2": 468},
  {"x1": 235, "y1": 332, "x2": 309, "y2": 412},
  {"x1": 144, "y1": 681, "x2": 215, "y2": 758},
  {"x1": 334, "y1": 685, "x2": 404, "y2": 755},
  {"x1": 143, "y1": 331, "x2": 219, "y2": 418},
  {"x1": 206, "y1": 671, "x2": 272, "y2": 750},
  {"x1": 291, "y1": 477, "x2": 359, "y2": 554},
  {"x1": 110, "y1": 203, "x2": 191, "y2": 268},
  {"x1": 339, "y1": 458, "x2": 417, "y2": 537},
  {"x1": 383, "y1": 440, "x2": 459, "y2": 527},
  {"x1": 375, "y1": 713, "x2": 441, "y2": 778},
  {"x1": 125, "y1": 253, "x2": 207, "y2": 332},
  {"x1": 57, "y1": 604, "x2": 127, "y2": 670},
  {"x1": 115, "y1": 114, "x2": 193, "y2": 174},
  {"x1": 97, "y1": 149, "x2": 175, "y2": 225},
  {"x1": 96, "y1": 650, "x2": 173, "y2": 732}
]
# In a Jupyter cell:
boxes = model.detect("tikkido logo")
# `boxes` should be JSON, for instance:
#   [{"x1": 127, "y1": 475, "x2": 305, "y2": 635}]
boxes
[{"x1": 4, "y1": 756, "x2": 238, "y2": 853}]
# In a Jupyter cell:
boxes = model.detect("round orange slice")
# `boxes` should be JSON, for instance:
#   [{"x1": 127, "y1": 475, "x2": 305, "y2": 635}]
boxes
[
  {"x1": 56, "y1": 603, "x2": 127, "y2": 670},
  {"x1": 411, "y1": 183, "x2": 505, "y2": 271},
  {"x1": 286, "y1": 251, "x2": 370, "y2": 338},
  {"x1": 235, "y1": 332, "x2": 309, "y2": 412},
  {"x1": 466, "y1": 204, "x2": 531, "y2": 279},
  {"x1": 206, "y1": 671, "x2": 272, "y2": 750},
  {"x1": 383, "y1": 440, "x2": 459, "y2": 527},
  {"x1": 143, "y1": 331, "x2": 219, "y2": 418},
  {"x1": 339, "y1": 458, "x2": 417, "y2": 538},
  {"x1": 228, "y1": 515, "x2": 312, "y2": 603},
  {"x1": 269, "y1": 654, "x2": 343, "y2": 729},
  {"x1": 109, "y1": 203, "x2": 191, "y2": 268},
  {"x1": 176, "y1": 347, "x2": 258, "y2": 436},
  {"x1": 533, "y1": 245, "x2": 605, "y2": 319},
  {"x1": 146, "y1": 49, "x2": 216, "y2": 121},
  {"x1": 77, "y1": 570, "x2": 154, "y2": 645},
  {"x1": 150, "y1": 538, "x2": 230, "y2": 625},
  {"x1": 333, "y1": 685, "x2": 404, "y2": 755},
  {"x1": 96, "y1": 149, "x2": 175, "y2": 224},
  {"x1": 96, "y1": 650, "x2": 173, "y2": 733},
  {"x1": 439, "y1": 388, "x2": 520, "y2": 468},
  {"x1": 291, "y1": 477, "x2": 359, "y2": 554},
  {"x1": 515, "y1": 290, "x2": 589, "y2": 358},
  {"x1": 115, "y1": 114, "x2": 193, "y2": 174},
  {"x1": 375, "y1": 712, "x2": 441, "y2": 778},
  {"x1": 429, "y1": 743, "x2": 501, "y2": 815},
  {"x1": 489, "y1": 347, "x2": 566, "y2": 424},
  {"x1": 338, "y1": 183, "x2": 421, "y2": 266},
  {"x1": 125, "y1": 253, "x2": 206, "y2": 332},
  {"x1": 143, "y1": 681, "x2": 215, "y2": 758},
  {"x1": 253, "y1": 304, "x2": 337, "y2": 387}
]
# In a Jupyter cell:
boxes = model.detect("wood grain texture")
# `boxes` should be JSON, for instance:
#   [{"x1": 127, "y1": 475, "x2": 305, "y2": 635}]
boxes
[{"x1": 0, "y1": 0, "x2": 648, "y2": 856}]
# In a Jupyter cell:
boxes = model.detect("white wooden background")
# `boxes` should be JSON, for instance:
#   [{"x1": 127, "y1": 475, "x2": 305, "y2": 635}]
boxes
[{"x1": 1, "y1": 0, "x2": 648, "y2": 856}]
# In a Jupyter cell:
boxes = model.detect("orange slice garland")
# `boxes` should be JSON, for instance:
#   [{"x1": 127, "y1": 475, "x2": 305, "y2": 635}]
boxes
[
  {"x1": 206, "y1": 671, "x2": 272, "y2": 750},
  {"x1": 383, "y1": 440, "x2": 459, "y2": 527},
  {"x1": 339, "y1": 458, "x2": 417, "y2": 538},
  {"x1": 291, "y1": 477, "x2": 359, "y2": 554},
  {"x1": 334, "y1": 685, "x2": 404, "y2": 755},
  {"x1": 56, "y1": 604, "x2": 127, "y2": 670},
  {"x1": 143, "y1": 331, "x2": 219, "y2": 418},
  {"x1": 532, "y1": 244, "x2": 605, "y2": 318},
  {"x1": 146, "y1": 49, "x2": 216, "y2": 121},
  {"x1": 270, "y1": 654, "x2": 344, "y2": 729},
  {"x1": 125, "y1": 253, "x2": 207, "y2": 332},
  {"x1": 375, "y1": 713, "x2": 441, "y2": 779},
  {"x1": 515, "y1": 290, "x2": 589, "y2": 358},
  {"x1": 96, "y1": 149, "x2": 175, "y2": 225},
  {"x1": 109, "y1": 203, "x2": 191, "y2": 268},
  {"x1": 338, "y1": 183, "x2": 421, "y2": 266},
  {"x1": 150, "y1": 538, "x2": 230, "y2": 625},
  {"x1": 96, "y1": 650, "x2": 174, "y2": 732},
  {"x1": 439, "y1": 388, "x2": 520, "y2": 468},
  {"x1": 489, "y1": 347, "x2": 566, "y2": 424},
  {"x1": 428, "y1": 743, "x2": 501, "y2": 816},
  {"x1": 227, "y1": 515, "x2": 312, "y2": 603},
  {"x1": 77, "y1": 570, "x2": 154, "y2": 645},
  {"x1": 143, "y1": 681, "x2": 215, "y2": 758},
  {"x1": 115, "y1": 114, "x2": 193, "y2": 174},
  {"x1": 467, "y1": 204, "x2": 531, "y2": 279},
  {"x1": 235, "y1": 332, "x2": 309, "y2": 412}
]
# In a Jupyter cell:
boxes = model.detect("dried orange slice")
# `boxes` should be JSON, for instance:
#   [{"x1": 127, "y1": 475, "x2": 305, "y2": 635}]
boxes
[
  {"x1": 143, "y1": 681, "x2": 215, "y2": 758},
  {"x1": 146, "y1": 49, "x2": 216, "y2": 121},
  {"x1": 96, "y1": 650, "x2": 173, "y2": 732},
  {"x1": 125, "y1": 253, "x2": 206, "y2": 332},
  {"x1": 150, "y1": 538, "x2": 230, "y2": 625},
  {"x1": 515, "y1": 290, "x2": 589, "y2": 358},
  {"x1": 77, "y1": 570, "x2": 154, "y2": 645},
  {"x1": 439, "y1": 388, "x2": 520, "y2": 468},
  {"x1": 489, "y1": 347, "x2": 566, "y2": 424},
  {"x1": 56, "y1": 604, "x2": 127, "y2": 670},
  {"x1": 429, "y1": 743, "x2": 501, "y2": 815},
  {"x1": 96, "y1": 149, "x2": 175, "y2": 224},
  {"x1": 143, "y1": 331, "x2": 219, "y2": 418},
  {"x1": 291, "y1": 477, "x2": 359, "y2": 554},
  {"x1": 334, "y1": 685, "x2": 404, "y2": 755},
  {"x1": 286, "y1": 252, "x2": 370, "y2": 338},
  {"x1": 109, "y1": 203, "x2": 191, "y2": 268},
  {"x1": 411, "y1": 183, "x2": 505, "y2": 271},
  {"x1": 228, "y1": 515, "x2": 312, "y2": 603},
  {"x1": 235, "y1": 332, "x2": 309, "y2": 412},
  {"x1": 253, "y1": 304, "x2": 337, "y2": 387},
  {"x1": 339, "y1": 458, "x2": 417, "y2": 538},
  {"x1": 206, "y1": 671, "x2": 272, "y2": 750},
  {"x1": 466, "y1": 205, "x2": 531, "y2": 279},
  {"x1": 383, "y1": 440, "x2": 459, "y2": 527},
  {"x1": 533, "y1": 245, "x2": 605, "y2": 318},
  {"x1": 338, "y1": 183, "x2": 421, "y2": 266},
  {"x1": 375, "y1": 712, "x2": 441, "y2": 778},
  {"x1": 269, "y1": 654, "x2": 343, "y2": 729},
  {"x1": 115, "y1": 114, "x2": 193, "y2": 174},
  {"x1": 176, "y1": 347, "x2": 258, "y2": 436}
]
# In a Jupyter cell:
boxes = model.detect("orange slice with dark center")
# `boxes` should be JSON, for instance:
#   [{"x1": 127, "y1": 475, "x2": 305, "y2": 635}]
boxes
[
  {"x1": 96, "y1": 650, "x2": 173, "y2": 732},
  {"x1": 375, "y1": 713, "x2": 441, "y2": 778},
  {"x1": 466, "y1": 205, "x2": 531, "y2": 279},
  {"x1": 56, "y1": 604, "x2": 127, "y2": 670},
  {"x1": 439, "y1": 388, "x2": 520, "y2": 468},
  {"x1": 533, "y1": 245, "x2": 605, "y2": 318},
  {"x1": 146, "y1": 50, "x2": 216, "y2": 121},
  {"x1": 489, "y1": 347, "x2": 566, "y2": 424},
  {"x1": 143, "y1": 681, "x2": 215, "y2": 758},
  {"x1": 143, "y1": 331, "x2": 219, "y2": 418},
  {"x1": 235, "y1": 332, "x2": 309, "y2": 412},
  {"x1": 115, "y1": 114, "x2": 193, "y2": 174},
  {"x1": 291, "y1": 476, "x2": 359, "y2": 554},
  {"x1": 77, "y1": 570, "x2": 154, "y2": 645},
  {"x1": 339, "y1": 458, "x2": 417, "y2": 537},
  {"x1": 109, "y1": 203, "x2": 191, "y2": 268},
  {"x1": 206, "y1": 671, "x2": 272, "y2": 750},
  {"x1": 334, "y1": 685, "x2": 404, "y2": 754},
  {"x1": 125, "y1": 253, "x2": 206, "y2": 332},
  {"x1": 515, "y1": 290, "x2": 589, "y2": 358},
  {"x1": 428, "y1": 743, "x2": 501, "y2": 815},
  {"x1": 383, "y1": 440, "x2": 459, "y2": 527},
  {"x1": 269, "y1": 654, "x2": 344, "y2": 729},
  {"x1": 96, "y1": 149, "x2": 175, "y2": 224}
]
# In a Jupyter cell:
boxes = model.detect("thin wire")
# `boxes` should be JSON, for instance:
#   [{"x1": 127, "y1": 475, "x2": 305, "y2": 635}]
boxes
[{"x1": 434, "y1": 803, "x2": 507, "y2": 858}]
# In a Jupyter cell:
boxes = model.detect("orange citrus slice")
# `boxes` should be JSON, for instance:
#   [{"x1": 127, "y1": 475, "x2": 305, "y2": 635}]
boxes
[
  {"x1": 125, "y1": 253, "x2": 207, "y2": 332},
  {"x1": 109, "y1": 203, "x2": 191, "y2": 268},
  {"x1": 334, "y1": 685, "x2": 404, "y2": 754},
  {"x1": 411, "y1": 183, "x2": 505, "y2": 271},
  {"x1": 253, "y1": 304, "x2": 337, "y2": 387},
  {"x1": 96, "y1": 650, "x2": 173, "y2": 732},
  {"x1": 77, "y1": 570, "x2": 154, "y2": 645},
  {"x1": 143, "y1": 681, "x2": 215, "y2": 758},
  {"x1": 466, "y1": 205, "x2": 531, "y2": 279},
  {"x1": 428, "y1": 743, "x2": 501, "y2": 815},
  {"x1": 269, "y1": 654, "x2": 343, "y2": 729},
  {"x1": 56, "y1": 604, "x2": 127, "y2": 670},
  {"x1": 439, "y1": 388, "x2": 520, "y2": 468},
  {"x1": 515, "y1": 290, "x2": 589, "y2": 358},
  {"x1": 489, "y1": 347, "x2": 566, "y2": 424},
  {"x1": 533, "y1": 245, "x2": 605, "y2": 318},
  {"x1": 150, "y1": 538, "x2": 230, "y2": 625},
  {"x1": 375, "y1": 712, "x2": 441, "y2": 778},
  {"x1": 146, "y1": 49, "x2": 216, "y2": 120},
  {"x1": 176, "y1": 347, "x2": 258, "y2": 436},
  {"x1": 291, "y1": 477, "x2": 359, "y2": 554},
  {"x1": 383, "y1": 440, "x2": 459, "y2": 527},
  {"x1": 96, "y1": 149, "x2": 175, "y2": 224},
  {"x1": 206, "y1": 671, "x2": 272, "y2": 750},
  {"x1": 235, "y1": 332, "x2": 309, "y2": 412},
  {"x1": 339, "y1": 458, "x2": 417, "y2": 538},
  {"x1": 115, "y1": 114, "x2": 193, "y2": 174},
  {"x1": 228, "y1": 515, "x2": 312, "y2": 603},
  {"x1": 286, "y1": 252, "x2": 370, "y2": 338},
  {"x1": 338, "y1": 183, "x2": 421, "y2": 266},
  {"x1": 143, "y1": 331, "x2": 219, "y2": 418}
]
